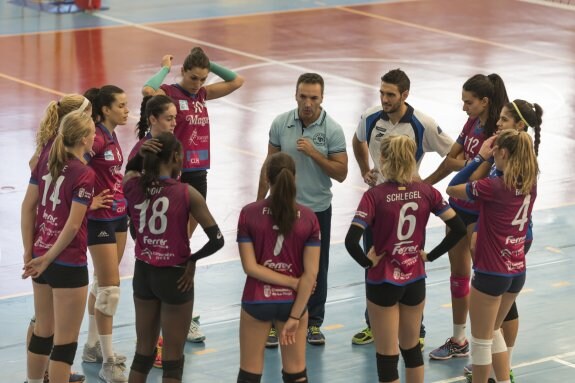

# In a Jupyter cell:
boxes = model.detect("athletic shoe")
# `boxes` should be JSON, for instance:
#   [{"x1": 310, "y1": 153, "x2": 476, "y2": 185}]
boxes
[
  {"x1": 81, "y1": 341, "x2": 127, "y2": 364},
  {"x1": 265, "y1": 327, "x2": 279, "y2": 348},
  {"x1": 307, "y1": 326, "x2": 325, "y2": 345},
  {"x1": 429, "y1": 338, "x2": 469, "y2": 360},
  {"x1": 465, "y1": 375, "x2": 496, "y2": 383},
  {"x1": 68, "y1": 372, "x2": 86, "y2": 382},
  {"x1": 153, "y1": 336, "x2": 163, "y2": 369},
  {"x1": 463, "y1": 363, "x2": 472, "y2": 375},
  {"x1": 192, "y1": 314, "x2": 200, "y2": 323},
  {"x1": 351, "y1": 327, "x2": 373, "y2": 345},
  {"x1": 419, "y1": 337, "x2": 425, "y2": 351},
  {"x1": 510, "y1": 369, "x2": 515, "y2": 383},
  {"x1": 187, "y1": 318, "x2": 206, "y2": 343},
  {"x1": 98, "y1": 357, "x2": 128, "y2": 383}
]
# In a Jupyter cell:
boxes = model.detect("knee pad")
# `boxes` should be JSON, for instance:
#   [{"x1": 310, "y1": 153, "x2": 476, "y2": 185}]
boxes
[
  {"x1": 95, "y1": 286, "x2": 120, "y2": 316},
  {"x1": 90, "y1": 275, "x2": 99, "y2": 297},
  {"x1": 50, "y1": 342, "x2": 78, "y2": 365},
  {"x1": 131, "y1": 350, "x2": 157, "y2": 375},
  {"x1": 237, "y1": 368, "x2": 262, "y2": 383},
  {"x1": 504, "y1": 301, "x2": 518, "y2": 322},
  {"x1": 400, "y1": 343, "x2": 423, "y2": 368},
  {"x1": 162, "y1": 356, "x2": 185, "y2": 381},
  {"x1": 471, "y1": 337, "x2": 493, "y2": 366},
  {"x1": 450, "y1": 275, "x2": 470, "y2": 299},
  {"x1": 376, "y1": 353, "x2": 399, "y2": 382},
  {"x1": 492, "y1": 329, "x2": 507, "y2": 354},
  {"x1": 282, "y1": 368, "x2": 307, "y2": 383},
  {"x1": 28, "y1": 333, "x2": 54, "y2": 356}
]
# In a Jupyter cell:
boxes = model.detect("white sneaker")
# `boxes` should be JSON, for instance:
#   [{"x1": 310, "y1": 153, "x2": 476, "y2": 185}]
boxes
[
  {"x1": 187, "y1": 318, "x2": 205, "y2": 342},
  {"x1": 99, "y1": 357, "x2": 128, "y2": 383},
  {"x1": 82, "y1": 341, "x2": 127, "y2": 364}
]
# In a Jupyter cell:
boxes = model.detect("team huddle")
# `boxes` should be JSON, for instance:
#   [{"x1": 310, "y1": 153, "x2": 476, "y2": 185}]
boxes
[{"x1": 21, "y1": 46, "x2": 541, "y2": 383}]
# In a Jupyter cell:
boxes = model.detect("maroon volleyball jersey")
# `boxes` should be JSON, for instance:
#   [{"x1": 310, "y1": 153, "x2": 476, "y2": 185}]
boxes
[
  {"x1": 237, "y1": 199, "x2": 321, "y2": 303},
  {"x1": 128, "y1": 132, "x2": 152, "y2": 161},
  {"x1": 161, "y1": 84, "x2": 211, "y2": 171},
  {"x1": 467, "y1": 176, "x2": 537, "y2": 276},
  {"x1": 353, "y1": 182, "x2": 450, "y2": 285},
  {"x1": 451, "y1": 117, "x2": 489, "y2": 214},
  {"x1": 124, "y1": 177, "x2": 191, "y2": 267},
  {"x1": 30, "y1": 157, "x2": 95, "y2": 266},
  {"x1": 86, "y1": 123, "x2": 126, "y2": 221}
]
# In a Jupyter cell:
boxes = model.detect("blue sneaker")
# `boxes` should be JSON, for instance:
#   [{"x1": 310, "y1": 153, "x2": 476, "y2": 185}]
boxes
[
  {"x1": 307, "y1": 326, "x2": 325, "y2": 345},
  {"x1": 429, "y1": 338, "x2": 469, "y2": 360},
  {"x1": 266, "y1": 327, "x2": 279, "y2": 348}
]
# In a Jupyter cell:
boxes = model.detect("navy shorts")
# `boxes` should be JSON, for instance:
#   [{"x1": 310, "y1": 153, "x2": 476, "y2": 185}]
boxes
[
  {"x1": 451, "y1": 205, "x2": 479, "y2": 226},
  {"x1": 242, "y1": 302, "x2": 295, "y2": 323},
  {"x1": 366, "y1": 278, "x2": 426, "y2": 307},
  {"x1": 132, "y1": 259, "x2": 194, "y2": 305},
  {"x1": 180, "y1": 170, "x2": 207, "y2": 199},
  {"x1": 33, "y1": 262, "x2": 88, "y2": 288},
  {"x1": 472, "y1": 272, "x2": 526, "y2": 297},
  {"x1": 87, "y1": 216, "x2": 128, "y2": 246}
]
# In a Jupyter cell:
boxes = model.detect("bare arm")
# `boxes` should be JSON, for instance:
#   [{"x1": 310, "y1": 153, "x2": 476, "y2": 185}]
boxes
[
  {"x1": 21, "y1": 184, "x2": 39, "y2": 264},
  {"x1": 288, "y1": 245, "x2": 320, "y2": 318},
  {"x1": 238, "y1": 242, "x2": 299, "y2": 290},
  {"x1": 422, "y1": 142, "x2": 464, "y2": 185},
  {"x1": 352, "y1": 134, "x2": 371, "y2": 178},
  {"x1": 446, "y1": 184, "x2": 469, "y2": 200},
  {"x1": 205, "y1": 75, "x2": 245, "y2": 101},
  {"x1": 256, "y1": 144, "x2": 280, "y2": 200}
]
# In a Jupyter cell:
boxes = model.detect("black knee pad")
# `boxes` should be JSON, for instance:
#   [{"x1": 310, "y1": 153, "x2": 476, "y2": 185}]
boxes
[
  {"x1": 504, "y1": 301, "x2": 519, "y2": 322},
  {"x1": 237, "y1": 368, "x2": 262, "y2": 383},
  {"x1": 50, "y1": 342, "x2": 78, "y2": 365},
  {"x1": 282, "y1": 368, "x2": 307, "y2": 383},
  {"x1": 162, "y1": 356, "x2": 185, "y2": 381},
  {"x1": 130, "y1": 350, "x2": 157, "y2": 375},
  {"x1": 28, "y1": 333, "x2": 54, "y2": 356},
  {"x1": 400, "y1": 343, "x2": 424, "y2": 368},
  {"x1": 376, "y1": 353, "x2": 399, "y2": 382}
]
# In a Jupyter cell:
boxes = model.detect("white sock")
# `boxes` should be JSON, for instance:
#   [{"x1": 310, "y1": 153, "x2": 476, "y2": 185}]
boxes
[
  {"x1": 27, "y1": 379, "x2": 43, "y2": 383},
  {"x1": 86, "y1": 314, "x2": 99, "y2": 347},
  {"x1": 99, "y1": 334, "x2": 114, "y2": 361},
  {"x1": 453, "y1": 324, "x2": 466, "y2": 343},
  {"x1": 507, "y1": 346, "x2": 514, "y2": 367}
]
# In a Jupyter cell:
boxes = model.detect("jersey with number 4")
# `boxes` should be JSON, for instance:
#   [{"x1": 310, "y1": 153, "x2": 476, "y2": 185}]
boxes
[
  {"x1": 30, "y1": 157, "x2": 95, "y2": 266},
  {"x1": 353, "y1": 182, "x2": 450, "y2": 286},
  {"x1": 467, "y1": 176, "x2": 537, "y2": 275},
  {"x1": 124, "y1": 177, "x2": 191, "y2": 267},
  {"x1": 237, "y1": 199, "x2": 321, "y2": 304}
]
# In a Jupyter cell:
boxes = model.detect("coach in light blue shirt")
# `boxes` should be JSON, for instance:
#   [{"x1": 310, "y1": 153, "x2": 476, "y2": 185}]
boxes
[{"x1": 257, "y1": 73, "x2": 348, "y2": 346}]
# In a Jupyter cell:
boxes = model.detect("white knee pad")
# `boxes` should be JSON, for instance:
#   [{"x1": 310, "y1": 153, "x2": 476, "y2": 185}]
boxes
[
  {"x1": 471, "y1": 336, "x2": 493, "y2": 366},
  {"x1": 491, "y1": 329, "x2": 507, "y2": 354},
  {"x1": 95, "y1": 286, "x2": 120, "y2": 316},
  {"x1": 90, "y1": 275, "x2": 99, "y2": 297}
]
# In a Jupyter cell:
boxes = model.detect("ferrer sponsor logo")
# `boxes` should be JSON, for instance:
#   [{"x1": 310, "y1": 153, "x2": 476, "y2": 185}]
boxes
[
  {"x1": 263, "y1": 259, "x2": 293, "y2": 273},
  {"x1": 505, "y1": 236, "x2": 525, "y2": 245},
  {"x1": 392, "y1": 241, "x2": 419, "y2": 256},
  {"x1": 143, "y1": 236, "x2": 168, "y2": 247}
]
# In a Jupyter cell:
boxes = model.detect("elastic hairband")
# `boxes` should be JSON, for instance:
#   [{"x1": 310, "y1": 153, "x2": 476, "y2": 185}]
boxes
[
  {"x1": 78, "y1": 97, "x2": 90, "y2": 113},
  {"x1": 511, "y1": 101, "x2": 530, "y2": 127}
]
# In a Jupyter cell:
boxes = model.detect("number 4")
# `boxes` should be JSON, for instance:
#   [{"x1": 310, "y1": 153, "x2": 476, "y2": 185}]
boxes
[{"x1": 511, "y1": 194, "x2": 531, "y2": 232}]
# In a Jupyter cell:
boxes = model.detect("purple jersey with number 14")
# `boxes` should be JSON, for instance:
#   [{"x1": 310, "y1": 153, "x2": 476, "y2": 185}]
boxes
[
  {"x1": 237, "y1": 199, "x2": 321, "y2": 304},
  {"x1": 30, "y1": 157, "x2": 95, "y2": 266},
  {"x1": 467, "y1": 176, "x2": 537, "y2": 276},
  {"x1": 353, "y1": 182, "x2": 450, "y2": 286},
  {"x1": 124, "y1": 177, "x2": 191, "y2": 267}
]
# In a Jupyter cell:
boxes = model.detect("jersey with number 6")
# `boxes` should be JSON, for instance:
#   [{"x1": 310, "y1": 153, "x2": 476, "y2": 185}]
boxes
[
  {"x1": 30, "y1": 157, "x2": 95, "y2": 266},
  {"x1": 467, "y1": 176, "x2": 537, "y2": 276},
  {"x1": 352, "y1": 182, "x2": 450, "y2": 286},
  {"x1": 124, "y1": 177, "x2": 191, "y2": 267},
  {"x1": 237, "y1": 199, "x2": 321, "y2": 304}
]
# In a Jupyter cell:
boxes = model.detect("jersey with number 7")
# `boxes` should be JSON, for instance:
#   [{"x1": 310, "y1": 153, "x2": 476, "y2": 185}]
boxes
[{"x1": 467, "y1": 177, "x2": 537, "y2": 276}]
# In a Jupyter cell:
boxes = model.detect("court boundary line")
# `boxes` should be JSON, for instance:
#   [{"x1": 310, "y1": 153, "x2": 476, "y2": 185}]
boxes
[
  {"x1": 335, "y1": 6, "x2": 575, "y2": 64},
  {"x1": 518, "y1": 0, "x2": 575, "y2": 11},
  {"x1": 0, "y1": 0, "x2": 421, "y2": 38},
  {"x1": 431, "y1": 350, "x2": 575, "y2": 383}
]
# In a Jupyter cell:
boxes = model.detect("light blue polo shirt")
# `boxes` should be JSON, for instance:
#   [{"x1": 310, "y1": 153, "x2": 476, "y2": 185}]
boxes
[{"x1": 269, "y1": 108, "x2": 346, "y2": 212}]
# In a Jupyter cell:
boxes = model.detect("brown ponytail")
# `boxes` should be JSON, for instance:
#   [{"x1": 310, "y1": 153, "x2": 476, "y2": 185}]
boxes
[{"x1": 266, "y1": 152, "x2": 297, "y2": 235}]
